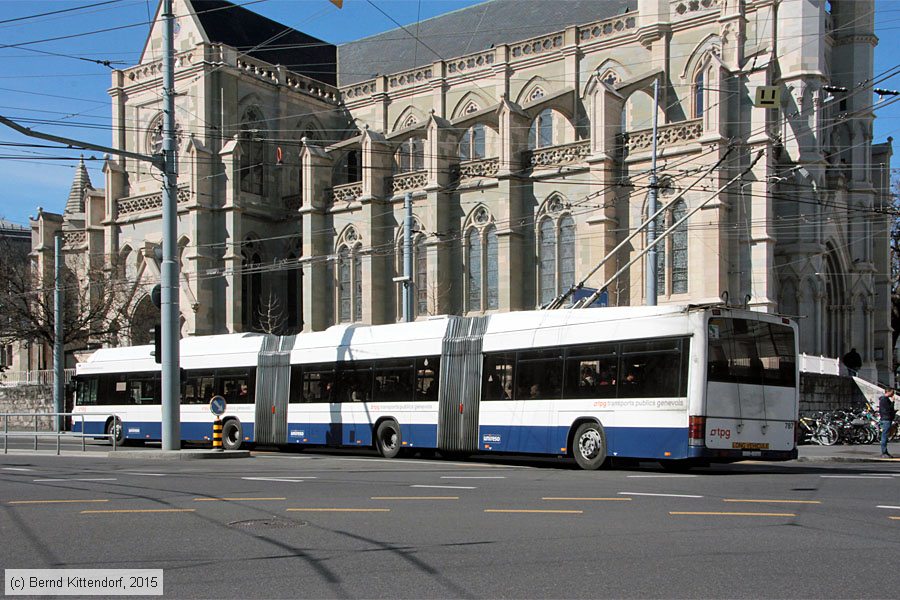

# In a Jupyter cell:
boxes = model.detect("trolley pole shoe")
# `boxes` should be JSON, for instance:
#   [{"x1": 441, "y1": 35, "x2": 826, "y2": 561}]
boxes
[{"x1": 212, "y1": 418, "x2": 223, "y2": 451}]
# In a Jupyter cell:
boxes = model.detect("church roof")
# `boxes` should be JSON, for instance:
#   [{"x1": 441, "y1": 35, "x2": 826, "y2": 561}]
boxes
[
  {"x1": 338, "y1": 0, "x2": 636, "y2": 86},
  {"x1": 186, "y1": 0, "x2": 336, "y2": 85},
  {"x1": 64, "y1": 158, "x2": 92, "y2": 215}
]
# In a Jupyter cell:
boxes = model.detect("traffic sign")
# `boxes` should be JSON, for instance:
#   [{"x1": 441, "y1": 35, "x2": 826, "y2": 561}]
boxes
[{"x1": 209, "y1": 395, "x2": 227, "y2": 416}]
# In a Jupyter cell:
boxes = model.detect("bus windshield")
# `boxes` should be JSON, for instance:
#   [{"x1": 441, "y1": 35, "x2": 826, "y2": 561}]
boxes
[{"x1": 707, "y1": 317, "x2": 796, "y2": 387}]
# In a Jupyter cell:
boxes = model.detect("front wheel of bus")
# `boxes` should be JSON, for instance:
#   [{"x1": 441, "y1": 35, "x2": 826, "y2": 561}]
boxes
[
  {"x1": 572, "y1": 422, "x2": 607, "y2": 470},
  {"x1": 222, "y1": 419, "x2": 243, "y2": 450},
  {"x1": 106, "y1": 418, "x2": 124, "y2": 446},
  {"x1": 376, "y1": 420, "x2": 401, "y2": 458}
]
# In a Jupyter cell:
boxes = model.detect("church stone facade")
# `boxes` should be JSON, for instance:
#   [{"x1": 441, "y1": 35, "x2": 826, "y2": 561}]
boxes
[{"x1": 31, "y1": 0, "x2": 894, "y2": 383}]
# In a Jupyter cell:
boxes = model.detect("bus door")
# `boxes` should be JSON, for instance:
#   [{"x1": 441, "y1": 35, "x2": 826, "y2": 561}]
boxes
[
  {"x1": 254, "y1": 335, "x2": 295, "y2": 445},
  {"x1": 437, "y1": 316, "x2": 489, "y2": 453},
  {"x1": 705, "y1": 317, "x2": 797, "y2": 453}
]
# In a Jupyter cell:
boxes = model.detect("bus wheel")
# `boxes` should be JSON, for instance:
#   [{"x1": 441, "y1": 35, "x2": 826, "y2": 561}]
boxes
[
  {"x1": 222, "y1": 419, "x2": 243, "y2": 450},
  {"x1": 572, "y1": 422, "x2": 607, "y2": 470},
  {"x1": 375, "y1": 420, "x2": 401, "y2": 458},
  {"x1": 106, "y1": 418, "x2": 124, "y2": 446}
]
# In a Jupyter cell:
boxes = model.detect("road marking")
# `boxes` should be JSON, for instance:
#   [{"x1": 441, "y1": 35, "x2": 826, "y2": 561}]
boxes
[
  {"x1": 410, "y1": 484, "x2": 475, "y2": 490},
  {"x1": 81, "y1": 509, "x2": 196, "y2": 514},
  {"x1": 241, "y1": 477, "x2": 317, "y2": 482},
  {"x1": 121, "y1": 472, "x2": 167, "y2": 477},
  {"x1": 9, "y1": 499, "x2": 109, "y2": 505},
  {"x1": 877, "y1": 505, "x2": 900, "y2": 510},
  {"x1": 889, "y1": 516, "x2": 900, "y2": 521},
  {"x1": 820, "y1": 475, "x2": 891, "y2": 479},
  {"x1": 371, "y1": 496, "x2": 458, "y2": 500},
  {"x1": 627, "y1": 474, "x2": 697, "y2": 478},
  {"x1": 440, "y1": 476, "x2": 506, "y2": 479},
  {"x1": 2, "y1": 467, "x2": 33, "y2": 472},
  {"x1": 33, "y1": 478, "x2": 117, "y2": 482},
  {"x1": 485, "y1": 509, "x2": 582, "y2": 514},
  {"x1": 723, "y1": 499, "x2": 820, "y2": 504},
  {"x1": 287, "y1": 508, "x2": 390, "y2": 513},
  {"x1": 193, "y1": 497, "x2": 286, "y2": 502},
  {"x1": 543, "y1": 497, "x2": 632, "y2": 501},
  {"x1": 618, "y1": 492, "x2": 703, "y2": 499},
  {"x1": 670, "y1": 511, "x2": 796, "y2": 517}
]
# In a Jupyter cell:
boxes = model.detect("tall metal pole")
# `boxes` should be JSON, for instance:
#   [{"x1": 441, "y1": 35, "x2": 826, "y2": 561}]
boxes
[
  {"x1": 402, "y1": 192, "x2": 413, "y2": 322},
  {"x1": 160, "y1": 0, "x2": 181, "y2": 450},
  {"x1": 646, "y1": 78, "x2": 660, "y2": 306},
  {"x1": 53, "y1": 232, "x2": 64, "y2": 431}
]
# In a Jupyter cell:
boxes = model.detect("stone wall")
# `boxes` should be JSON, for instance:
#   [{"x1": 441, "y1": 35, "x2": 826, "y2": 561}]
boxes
[
  {"x1": 0, "y1": 385, "x2": 55, "y2": 430},
  {"x1": 800, "y1": 373, "x2": 865, "y2": 414}
]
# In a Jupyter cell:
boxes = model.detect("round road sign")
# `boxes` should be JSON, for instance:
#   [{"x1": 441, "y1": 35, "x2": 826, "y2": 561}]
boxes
[{"x1": 209, "y1": 395, "x2": 227, "y2": 416}]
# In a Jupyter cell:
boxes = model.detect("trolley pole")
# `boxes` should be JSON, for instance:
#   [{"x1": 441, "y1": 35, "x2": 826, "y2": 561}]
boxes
[
  {"x1": 646, "y1": 77, "x2": 659, "y2": 307},
  {"x1": 160, "y1": 0, "x2": 181, "y2": 450},
  {"x1": 53, "y1": 232, "x2": 64, "y2": 431}
]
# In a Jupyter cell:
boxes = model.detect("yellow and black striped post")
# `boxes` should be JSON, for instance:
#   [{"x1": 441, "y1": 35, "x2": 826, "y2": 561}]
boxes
[{"x1": 212, "y1": 418, "x2": 223, "y2": 451}]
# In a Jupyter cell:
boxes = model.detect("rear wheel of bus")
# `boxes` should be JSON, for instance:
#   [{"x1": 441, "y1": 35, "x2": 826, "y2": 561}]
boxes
[
  {"x1": 375, "y1": 420, "x2": 401, "y2": 458},
  {"x1": 572, "y1": 421, "x2": 607, "y2": 470}
]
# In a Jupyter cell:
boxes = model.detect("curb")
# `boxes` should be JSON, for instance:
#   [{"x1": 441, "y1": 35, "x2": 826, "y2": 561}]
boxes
[
  {"x1": 107, "y1": 450, "x2": 252, "y2": 460},
  {"x1": 796, "y1": 456, "x2": 899, "y2": 464}
]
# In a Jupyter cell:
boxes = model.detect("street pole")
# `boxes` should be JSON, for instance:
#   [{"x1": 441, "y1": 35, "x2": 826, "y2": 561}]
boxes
[
  {"x1": 403, "y1": 192, "x2": 413, "y2": 322},
  {"x1": 160, "y1": 0, "x2": 181, "y2": 450},
  {"x1": 53, "y1": 232, "x2": 64, "y2": 431},
  {"x1": 646, "y1": 77, "x2": 659, "y2": 306}
]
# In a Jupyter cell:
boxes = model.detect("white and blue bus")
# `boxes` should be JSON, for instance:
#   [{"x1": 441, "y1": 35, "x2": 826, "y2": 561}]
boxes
[{"x1": 72, "y1": 304, "x2": 799, "y2": 469}]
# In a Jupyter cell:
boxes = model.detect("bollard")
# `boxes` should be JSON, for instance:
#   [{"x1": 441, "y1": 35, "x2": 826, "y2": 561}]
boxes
[{"x1": 212, "y1": 418, "x2": 223, "y2": 451}]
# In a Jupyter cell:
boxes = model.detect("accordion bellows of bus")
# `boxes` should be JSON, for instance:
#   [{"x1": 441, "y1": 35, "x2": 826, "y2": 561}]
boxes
[{"x1": 72, "y1": 304, "x2": 799, "y2": 469}]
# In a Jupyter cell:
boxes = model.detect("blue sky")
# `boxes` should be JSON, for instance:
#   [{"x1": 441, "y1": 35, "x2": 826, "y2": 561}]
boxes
[{"x1": 0, "y1": 0, "x2": 898, "y2": 228}]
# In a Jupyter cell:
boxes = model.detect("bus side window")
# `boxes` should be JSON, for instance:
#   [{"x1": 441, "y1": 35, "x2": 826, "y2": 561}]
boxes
[
  {"x1": 416, "y1": 356, "x2": 439, "y2": 400},
  {"x1": 482, "y1": 353, "x2": 514, "y2": 400}
]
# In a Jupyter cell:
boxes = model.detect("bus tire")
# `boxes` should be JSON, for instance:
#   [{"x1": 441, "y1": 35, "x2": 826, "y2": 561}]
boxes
[
  {"x1": 375, "y1": 420, "x2": 401, "y2": 458},
  {"x1": 572, "y1": 422, "x2": 607, "y2": 470},
  {"x1": 222, "y1": 419, "x2": 243, "y2": 450},
  {"x1": 106, "y1": 418, "x2": 124, "y2": 446}
]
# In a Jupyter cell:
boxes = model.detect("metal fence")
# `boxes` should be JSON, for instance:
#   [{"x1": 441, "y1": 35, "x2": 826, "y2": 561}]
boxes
[
  {"x1": 1, "y1": 412, "x2": 119, "y2": 455},
  {"x1": 0, "y1": 369, "x2": 75, "y2": 387}
]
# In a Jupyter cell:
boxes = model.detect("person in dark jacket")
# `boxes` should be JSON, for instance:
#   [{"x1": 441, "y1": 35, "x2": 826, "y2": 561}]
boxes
[
  {"x1": 878, "y1": 387, "x2": 896, "y2": 458},
  {"x1": 842, "y1": 348, "x2": 862, "y2": 375}
]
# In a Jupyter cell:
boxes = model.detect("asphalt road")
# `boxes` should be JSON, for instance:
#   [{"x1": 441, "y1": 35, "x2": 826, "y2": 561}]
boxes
[{"x1": 1, "y1": 449, "x2": 899, "y2": 599}]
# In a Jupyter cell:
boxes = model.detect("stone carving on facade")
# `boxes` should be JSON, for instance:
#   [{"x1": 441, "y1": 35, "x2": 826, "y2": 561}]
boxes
[
  {"x1": 389, "y1": 67, "x2": 433, "y2": 90},
  {"x1": 62, "y1": 231, "x2": 86, "y2": 249},
  {"x1": 672, "y1": 0, "x2": 719, "y2": 19},
  {"x1": 125, "y1": 49, "x2": 196, "y2": 81},
  {"x1": 578, "y1": 15, "x2": 637, "y2": 43},
  {"x1": 331, "y1": 182, "x2": 363, "y2": 203},
  {"x1": 116, "y1": 186, "x2": 191, "y2": 217},
  {"x1": 460, "y1": 157, "x2": 500, "y2": 180},
  {"x1": 391, "y1": 170, "x2": 428, "y2": 194},
  {"x1": 342, "y1": 79, "x2": 376, "y2": 101},
  {"x1": 525, "y1": 140, "x2": 591, "y2": 169},
  {"x1": 624, "y1": 119, "x2": 703, "y2": 152},
  {"x1": 511, "y1": 33, "x2": 564, "y2": 60},
  {"x1": 447, "y1": 50, "x2": 495, "y2": 75}
]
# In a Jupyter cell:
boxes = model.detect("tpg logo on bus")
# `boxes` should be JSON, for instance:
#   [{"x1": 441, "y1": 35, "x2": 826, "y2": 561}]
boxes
[{"x1": 708, "y1": 427, "x2": 732, "y2": 440}]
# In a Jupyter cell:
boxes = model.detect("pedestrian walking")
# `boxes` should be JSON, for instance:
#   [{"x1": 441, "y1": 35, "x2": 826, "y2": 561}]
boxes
[{"x1": 878, "y1": 387, "x2": 896, "y2": 458}]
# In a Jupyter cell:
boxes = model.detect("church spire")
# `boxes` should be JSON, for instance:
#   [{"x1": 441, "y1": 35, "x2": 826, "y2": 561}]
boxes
[{"x1": 64, "y1": 156, "x2": 93, "y2": 214}]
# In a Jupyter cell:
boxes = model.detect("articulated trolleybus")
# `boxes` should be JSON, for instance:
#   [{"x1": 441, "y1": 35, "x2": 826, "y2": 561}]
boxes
[{"x1": 73, "y1": 304, "x2": 799, "y2": 469}]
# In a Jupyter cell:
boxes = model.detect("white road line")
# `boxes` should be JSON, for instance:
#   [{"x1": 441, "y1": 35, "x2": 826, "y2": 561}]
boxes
[
  {"x1": 618, "y1": 492, "x2": 704, "y2": 498},
  {"x1": 877, "y1": 505, "x2": 900, "y2": 510},
  {"x1": 820, "y1": 475, "x2": 891, "y2": 479},
  {"x1": 627, "y1": 474, "x2": 698, "y2": 478},
  {"x1": 2, "y1": 467, "x2": 33, "y2": 472},
  {"x1": 440, "y1": 476, "x2": 506, "y2": 479},
  {"x1": 241, "y1": 477, "x2": 317, "y2": 482},
  {"x1": 32, "y1": 478, "x2": 117, "y2": 482},
  {"x1": 411, "y1": 484, "x2": 476, "y2": 490},
  {"x1": 121, "y1": 472, "x2": 167, "y2": 477}
]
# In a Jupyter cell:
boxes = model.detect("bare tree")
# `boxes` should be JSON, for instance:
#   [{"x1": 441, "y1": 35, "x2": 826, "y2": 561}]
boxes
[
  {"x1": 891, "y1": 180, "x2": 900, "y2": 354},
  {"x1": 257, "y1": 291, "x2": 288, "y2": 335},
  {"x1": 0, "y1": 234, "x2": 128, "y2": 352}
]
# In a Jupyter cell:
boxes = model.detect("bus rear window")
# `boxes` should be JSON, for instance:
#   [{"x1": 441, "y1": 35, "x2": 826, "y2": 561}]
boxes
[{"x1": 707, "y1": 318, "x2": 796, "y2": 387}]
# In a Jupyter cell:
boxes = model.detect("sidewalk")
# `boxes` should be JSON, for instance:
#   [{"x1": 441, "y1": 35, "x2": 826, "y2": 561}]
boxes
[{"x1": 797, "y1": 443, "x2": 900, "y2": 463}]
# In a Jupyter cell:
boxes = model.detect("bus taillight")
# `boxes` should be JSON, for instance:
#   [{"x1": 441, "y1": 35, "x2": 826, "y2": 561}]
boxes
[{"x1": 689, "y1": 416, "x2": 706, "y2": 446}]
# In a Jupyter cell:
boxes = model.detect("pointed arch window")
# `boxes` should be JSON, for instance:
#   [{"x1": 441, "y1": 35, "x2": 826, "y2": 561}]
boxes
[
  {"x1": 459, "y1": 124, "x2": 486, "y2": 161},
  {"x1": 396, "y1": 231, "x2": 429, "y2": 319},
  {"x1": 649, "y1": 197, "x2": 689, "y2": 297},
  {"x1": 240, "y1": 108, "x2": 267, "y2": 195},
  {"x1": 693, "y1": 70, "x2": 705, "y2": 119},
  {"x1": 396, "y1": 137, "x2": 425, "y2": 173},
  {"x1": 465, "y1": 208, "x2": 499, "y2": 313},
  {"x1": 241, "y1": 241, "x2": 263, "y2": 331},
  {"x1": 337, "y1": 230, "x2": 363, "y2": 323},
  {"x1": 537, "y1": 197, "x2": 576, "y2": 306},
  {"x1": 528, "y1": 108, "x2": 554, "y2": 150},
  {"x1": 467, "y1": 228, "x2": 482, "y2": 311}
]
